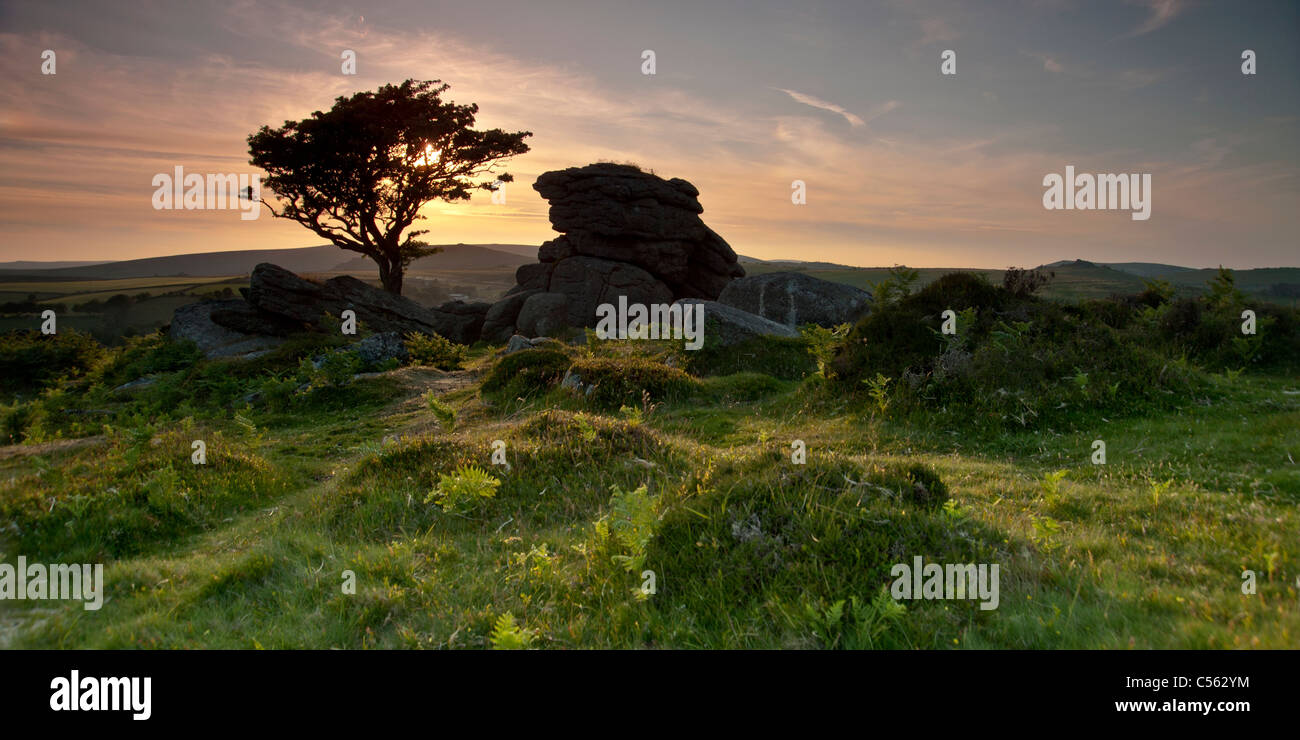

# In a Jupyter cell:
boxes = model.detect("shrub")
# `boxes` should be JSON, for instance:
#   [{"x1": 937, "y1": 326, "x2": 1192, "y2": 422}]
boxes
[
  {"x1": 98, "y1": 333, "x2": 202, "y2": 388},
  {"x1": 259, "y1": 374, "x2": 299, "y2": 412},
  {"x1": 1002, "y1": 266, "x2": 1053, "y2": 298},
  {"x1": 831, "y1": 272, "x2": 1012, "y2": 383},
  {"x1": 566, "y1": 357, "x2": 699, "y2": 409},
  {"x1": 0, "y1": 329, "x2": 105, "y2": 396},
  {"x1": 405, "y1": 332, "x2": 468, "y2": 370},
  {"x1": 481, "y1": 348, "x2": 571, "y2": 398},
  {"x1": 2, "y1": 401, "x2": 47, "y2": 444},
  {"x1": 829, "y1": 272, "x2": 1210, "y2": 429},
  {"x1": 870, "y1": 264, "x2": 920, "y2": 307},
  {"x1": 318, "y1": 350, "x2": 364, "y2": 386},
  {"x1": 645, "y1": 456, "x2": 995, "y2": 626},
  {"x1": 800, "y1": 324, "x2": 851, "y2": 377}
]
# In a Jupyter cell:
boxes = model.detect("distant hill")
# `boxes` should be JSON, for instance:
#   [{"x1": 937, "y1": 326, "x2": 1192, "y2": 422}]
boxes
[
  {"x1": 1097, "y1": 262, "x2": 1195, "y2": 278},
  {"x1": 0, "y1": 244, "x2": 535, "y2": 279},
  {"x1": 0, "y1": 260, "x2": 109, "y2": 270},
  {"x1": 332, "y1": 244, "x2": 531, "y2": 272}
]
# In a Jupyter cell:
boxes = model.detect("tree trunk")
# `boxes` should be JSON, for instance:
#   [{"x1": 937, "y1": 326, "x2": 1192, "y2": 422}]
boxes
[{"x1": 376, "y1": 256, "x2": 404, "y2": 295}]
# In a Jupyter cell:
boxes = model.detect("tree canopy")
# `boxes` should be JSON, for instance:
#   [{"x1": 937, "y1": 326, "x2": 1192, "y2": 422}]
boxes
[{"x1": 248, "y1": 79, "x2": 532, "y2": 294}]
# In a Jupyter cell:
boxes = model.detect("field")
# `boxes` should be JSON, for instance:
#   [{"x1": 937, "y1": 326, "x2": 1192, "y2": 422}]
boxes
[
  {"x1": 745, "y1": 261, "x2": 1300, "y2": 304},
  {"x1": 0, "y1": 271, "x2": 1296, "y2": 649},
  {"x1": 0, "y1": 268, "x2": 515, "y2": 343}
]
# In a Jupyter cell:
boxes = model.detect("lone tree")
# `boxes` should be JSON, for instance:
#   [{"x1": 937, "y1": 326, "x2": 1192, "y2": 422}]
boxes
[{"x1": 248, "y1": 79, "x2": 531, "y2": 294}]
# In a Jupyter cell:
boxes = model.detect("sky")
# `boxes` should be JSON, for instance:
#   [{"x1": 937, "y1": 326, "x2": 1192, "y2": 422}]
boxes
[{"x1": 0, "y1": 0, "x2": 1297, "y2": 269}]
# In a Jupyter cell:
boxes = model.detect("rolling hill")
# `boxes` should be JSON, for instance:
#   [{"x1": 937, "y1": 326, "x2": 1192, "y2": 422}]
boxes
[{"x1": 0, "y1": 244, "x2": 535, "y2": 280}]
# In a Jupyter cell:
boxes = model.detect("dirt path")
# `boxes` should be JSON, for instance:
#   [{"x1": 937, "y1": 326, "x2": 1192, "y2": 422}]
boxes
[{"x1": 0, "y1": 435, "x2": 106, "y2": 462}]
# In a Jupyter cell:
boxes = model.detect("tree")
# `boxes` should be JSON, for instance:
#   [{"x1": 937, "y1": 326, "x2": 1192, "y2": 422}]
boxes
[{"x1": 248, "y1": 79, "x2": 531, "y2": 294}]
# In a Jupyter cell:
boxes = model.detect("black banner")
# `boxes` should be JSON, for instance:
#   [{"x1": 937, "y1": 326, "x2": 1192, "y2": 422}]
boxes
[{"x1": 0, "y1": 649, "x2": 1286, "y2": 728}]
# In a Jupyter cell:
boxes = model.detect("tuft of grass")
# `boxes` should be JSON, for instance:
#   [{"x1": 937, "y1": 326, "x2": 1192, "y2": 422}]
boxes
[
  {"x1": 480, "y1": 348, "x2": 571, "y2": 399},
  {"x1": 565, "y1": 356, "x2": 699, "y2": 409}
]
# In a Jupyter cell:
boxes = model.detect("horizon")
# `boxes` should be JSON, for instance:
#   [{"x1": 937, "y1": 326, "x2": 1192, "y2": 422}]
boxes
[
  {"x1": 3, "y1": 242, "x2": 1298, "y2": 273},
  {"x1": 1, "y1": 0, "x2": 1298, "y2": 268}
]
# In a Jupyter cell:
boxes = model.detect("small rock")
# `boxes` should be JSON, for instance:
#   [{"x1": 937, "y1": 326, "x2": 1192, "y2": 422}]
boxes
[
  {"x1": 505, "y1": 335, "x2": 533, "y2": 354},
  {"x1": 560, "y1": 368, "x2": 584, "y2": 392},
  {"x1": 112, "y1": 376, "x2": 158, "y2": 394},
  {"x1": 353, "y1": 332, "x2": 409, "y2": 366}
]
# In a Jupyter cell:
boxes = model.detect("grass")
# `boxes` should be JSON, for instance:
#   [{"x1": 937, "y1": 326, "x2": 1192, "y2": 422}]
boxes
[{"x1": 1, "y1": 326, "x2": 1295, "y2": 649}]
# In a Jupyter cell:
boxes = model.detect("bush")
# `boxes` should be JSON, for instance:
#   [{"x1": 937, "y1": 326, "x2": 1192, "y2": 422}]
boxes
[
  {"x1": 2, "y1": 401, "x2": 47, "y2": 444},
  {"x1": 0, "y1": 329, "x2": 105, "y2": 396},
  {"x1": 98, "y1": 333, "x2": 202, "y2": 388},
  {"x1": 566, "y1": 357, "x2": 699, "y2": 409},
  {"x1": 481, "y1": 349, "x2": 572, "y2": 398},
  {"x1": 645, "y1": 455, "x2": 996, "y2": 628},
  {"x1": 831, "y1": 272, "x2": 1013, "y2": 383},
  {"x1": 405, "y1": 332, "x2": 469, "y2": 370},
  {"x1": 1002, "y1": 267, "x2": 1053, "y2": 298},
  {"x1": 1154, "y1": 296, "x2": 1299, "y2": 371},
  {"x1": 829, "y1": 272, "x2": 1209, "y2": 429},
  {"x1": 318, "y1": 350, "x2": 364, "y2": 386}
]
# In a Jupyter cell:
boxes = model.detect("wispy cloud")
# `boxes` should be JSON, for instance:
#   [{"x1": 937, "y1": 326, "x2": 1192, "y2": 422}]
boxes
[
  {"x1": 1125, "y1": 0, "x2": 1187, "y2": 37},
  {"x1": 1116, "y1": 67, "x2": 1166, "y2": 90},
  {"x1": 773, "y1": 88, "x2": 865, "y2": 127},
  {"x1": 1022, "y1": 51, "x2": 1064, "y2": 73}
]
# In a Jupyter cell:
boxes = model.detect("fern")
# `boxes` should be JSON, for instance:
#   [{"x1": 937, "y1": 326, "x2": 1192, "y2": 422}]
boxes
[
  {"x1": 597, "y1": 484, "x2": 659, "y2": 573},
  {"x1": 425, "y1": 464, "x2": 500, "y2": 514},
  {"x1": 489, "y1": 613, "x2": 532, "y2": 649},
  {"x1": 423, "y1": 390, "x2": 456, "y2": 431}
]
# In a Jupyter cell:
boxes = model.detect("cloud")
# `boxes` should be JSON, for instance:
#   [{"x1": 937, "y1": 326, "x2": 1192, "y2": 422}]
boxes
[
  {"x1": 1116, "y1": 68, "x2": 1165, "y2": 90},
  {"x1": 773, "y1": 88, "x2": 866, "y2": 127},
  {"x1": 1022, "y1": 51, "x2": 1065, "y2": 73},
  {"x1": 919, "y1": 16, "x2": 960, "y2": 45},
  {"x1": 1126, "y1": 0, "x2": 1186, "y2": 37}
]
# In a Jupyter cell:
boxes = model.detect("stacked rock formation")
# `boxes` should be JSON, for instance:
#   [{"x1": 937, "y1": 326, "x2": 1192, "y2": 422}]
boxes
[{"x1": 481, "y1": 163, "x2": 745, "y2": 342}]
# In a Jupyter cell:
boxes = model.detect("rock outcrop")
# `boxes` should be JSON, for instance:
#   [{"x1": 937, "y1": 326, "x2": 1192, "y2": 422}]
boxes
[
  {"x1": 241, "y1": 263, "x2": 484, "y2": 344},
  {"x1": 484, "y1": 163, "x2": 744, "y2": 337},
  {"x1": 673, "y1": 298, "x2": 800, "y2": 347},
  {"x1": 172, "y1": 263, "x2": 489, "y2": 358},
  {"x1": 717, "y1": 271, "x2": 871, "y2": 327},
  {"x1": 170, "y1": 300, "x2": 286, "y2": 359}
]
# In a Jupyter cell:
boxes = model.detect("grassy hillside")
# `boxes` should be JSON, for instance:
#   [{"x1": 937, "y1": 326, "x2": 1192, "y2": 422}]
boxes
[{"x1": 0, "y1": 274, "x2": 1295, "y2": 649}]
